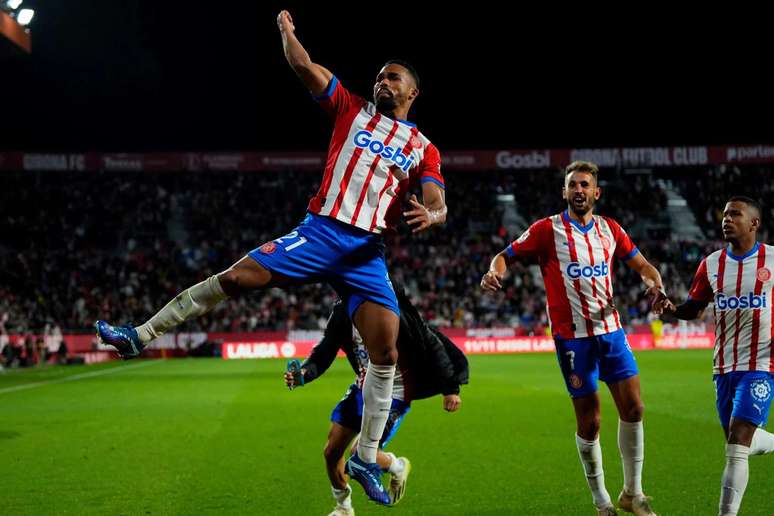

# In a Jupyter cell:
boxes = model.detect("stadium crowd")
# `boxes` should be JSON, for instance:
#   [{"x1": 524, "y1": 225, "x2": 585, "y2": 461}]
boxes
[{"x1": 1, "y1": 165, "x2": 772, "y2": 340}]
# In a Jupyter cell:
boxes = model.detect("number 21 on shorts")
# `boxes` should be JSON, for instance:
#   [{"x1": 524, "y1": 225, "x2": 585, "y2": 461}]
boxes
[{"x1": 274, "y1": 231, "x2": 307, "y2": 252}]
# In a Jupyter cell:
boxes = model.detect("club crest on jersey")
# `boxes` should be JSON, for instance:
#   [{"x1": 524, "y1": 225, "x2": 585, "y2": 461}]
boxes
[
  {"x1": 566, "y1": 261, "x2": 609, "y2": 280},
  {"x1": 715, "y1": 292, "x2": 767, "y2": 310},
  {"x1": 259, "y1": 242, "x2": 277, "y2": 254},
  {"x1": 750, "y1": 379, "x2": 772, "y2": 402},
  {"x1": 569, "y1": 374, "x2": 583, "y2": 389},
  {"x1": 353, "y1": 130, "x2": 415, "y2": 172},
  {"x1": 758, "y1": 267, "x2": 772, "y2": 282},
  {"x1": 599, "y1": 235, "x2": 611, "y2": 250},
  {"x1": 409, "y1": 135, "x2": 423, "y2": 149}
]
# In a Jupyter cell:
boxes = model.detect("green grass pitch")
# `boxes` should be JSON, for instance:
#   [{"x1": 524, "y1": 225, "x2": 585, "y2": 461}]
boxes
[{"x1": 2, "y1": 350, "x2": 773, "y2": 515}]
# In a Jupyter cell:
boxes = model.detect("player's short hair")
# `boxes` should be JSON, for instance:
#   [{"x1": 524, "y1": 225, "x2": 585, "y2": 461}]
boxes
[
  {"x1": 565, "y1": 160, "x2": 599, "y2": 183},
  {"x1": 383, "y1": 59, "x2": 420, "y2": 89},
  {"x1": 728, "y1": 195, "x2": 762, "y2": 219}
]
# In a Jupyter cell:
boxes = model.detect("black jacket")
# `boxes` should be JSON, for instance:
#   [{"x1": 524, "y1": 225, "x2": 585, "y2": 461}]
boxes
[{"x1": 300, "y1": 285, "x2": 469, "y2": 401}]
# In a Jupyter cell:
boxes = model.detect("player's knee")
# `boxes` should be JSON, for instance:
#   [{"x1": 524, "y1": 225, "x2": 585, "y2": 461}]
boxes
[
  {"x1": 216, "y1": 270, "x2": 242, "y2": 296},
  {"x1": 623, "y1": 401, "x2": 644, "y2": 422},
  {"x1": 368, "y1": 346, "x2": 398, "y2": 366},
  {"x1": 217, "y1": 266, "x2": 269, "y2": 296},
  {"x1": 579, "y1": 416, "x2": 601, "y2": 439}
]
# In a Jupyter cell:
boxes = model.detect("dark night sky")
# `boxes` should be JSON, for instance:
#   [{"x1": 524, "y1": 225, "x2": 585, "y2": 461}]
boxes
[{"x1": 3, "y1": 2, "x2": 772, "y2": 152}]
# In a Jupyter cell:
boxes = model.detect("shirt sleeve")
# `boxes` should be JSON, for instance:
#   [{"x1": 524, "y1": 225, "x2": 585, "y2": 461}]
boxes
[
  {"x1": 606, "y1": 217, "x2": 639, "y2": 261},
  {"x1": 505, "y1": 218, "x2": 551, "y2": 260},
  {"x1": 417, "y1": 143, "x2": 444, "y2": 190},
  {"x1": 687, "y1": 259, "x2": 713, "y2": 304},
  {"x1": 313, "y1": 76, "x2": 362, "y2": 120}
]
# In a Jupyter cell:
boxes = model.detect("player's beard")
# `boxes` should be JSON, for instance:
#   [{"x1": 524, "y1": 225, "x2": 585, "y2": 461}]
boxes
[
  {"x1": 568, "y1": 195, "x2": 594, "y2": 217},
  {"x1": 375, "y1": 95, "x2": 398, "y2": 114},
  {"x1": 722, "y1": 230, "x2": 739, "y2": 246}
]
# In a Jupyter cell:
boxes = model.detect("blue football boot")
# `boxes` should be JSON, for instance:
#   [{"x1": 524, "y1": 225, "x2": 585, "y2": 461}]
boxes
[
  {"x1": 345, "y1": 452, "x2": 391, "y2": 505},
  {"x1": 94, "y1": 320, "x2": 145, "y2": 359}
]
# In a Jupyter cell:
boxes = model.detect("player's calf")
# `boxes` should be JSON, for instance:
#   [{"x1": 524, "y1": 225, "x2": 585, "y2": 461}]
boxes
[{"x1": 133, "y1": 275, "x2": 228, "y2": 343}]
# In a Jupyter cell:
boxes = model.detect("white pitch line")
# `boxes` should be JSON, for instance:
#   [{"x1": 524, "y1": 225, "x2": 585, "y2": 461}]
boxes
[{"x1": 0, "y1": 360, "x2": 162, "y2": 395}]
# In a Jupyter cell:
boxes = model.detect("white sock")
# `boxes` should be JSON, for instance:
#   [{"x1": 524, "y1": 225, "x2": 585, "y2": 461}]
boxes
[
  {"x1": 575, "y1": 434, "x2": 612, "y2": 508},
  {"x1": 618, "y1": 419, "x2": 644, "y2": 496},
  {"x1": 749, "y1": 428, "x2": 774, "y2": 455},
  {"x1": 332, "y1": 485, "x2": 352, "y2": 510},
  {"x1": 385, "y1": 452, "x2": 405, "y2": 476},
  {"x1": 135, "y1": 275, "x2": 227, "y2": 342},
  {"x1": 357, "y1": 363, "x2": 395, "y2": 463},
  {"x1": 719, "y1": 444, "x2": 750, "y2": 516}
]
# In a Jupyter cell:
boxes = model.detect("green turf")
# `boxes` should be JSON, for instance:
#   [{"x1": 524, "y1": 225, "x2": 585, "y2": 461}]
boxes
[{"x1": 2, "y1": 351, "x2": 773, "y2": 515}]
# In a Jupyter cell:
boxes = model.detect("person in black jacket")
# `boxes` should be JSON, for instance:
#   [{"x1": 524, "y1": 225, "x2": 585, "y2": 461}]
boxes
[{"x1": 284, "y1": 281, "x2": 468, "y2": 515}]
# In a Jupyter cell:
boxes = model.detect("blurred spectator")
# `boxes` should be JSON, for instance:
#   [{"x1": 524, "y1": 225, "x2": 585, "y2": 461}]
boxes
[{"x1": 56, "y1": 339, "x2": 69, "y2": 365}]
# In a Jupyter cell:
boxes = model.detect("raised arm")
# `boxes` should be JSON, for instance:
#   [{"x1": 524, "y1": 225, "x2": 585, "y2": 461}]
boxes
[{"x1": 276, "y1": 10, "x2": 333, "y2": 96}]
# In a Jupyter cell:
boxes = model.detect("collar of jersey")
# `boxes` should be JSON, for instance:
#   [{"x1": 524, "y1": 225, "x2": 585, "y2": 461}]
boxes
[
  {"x1": 725, "y1": 241, "x2": 760, "y2": 262},
  {"x1": 562, "y1": 210, "x2": 595, "y2": 233},
  {"x1": 373, "y1": 106, "x2": 416, "y2": 128},
  {"x1": 393, "y1": 117, "x2": 415, "y2": 128}
]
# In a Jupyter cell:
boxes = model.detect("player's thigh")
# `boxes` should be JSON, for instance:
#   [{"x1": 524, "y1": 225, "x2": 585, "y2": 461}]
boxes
[
  {"x1": 728, "y1": 417, "x2": 758, "y2": 446},
  {"x1": 554, "y1": 337, "x2": 600, "y2": 398},
  {"x1": 333, "y1": 239, "x2": 400, "y2": 321},
  {"x1": 607, "y1": 374, "x2": 643, "y2": 422},
  {"x1": 352, "y1": 301, "x2": 399, "y2": 365},
  {"x1": 243, "y1": 217, "x2": 340, "y2": 290},
  {"x1": 730, "y1": 372, "x2": 774, "y2": 431},
  {"x1": 598, "y1": 329, "x2": 639, "y2": 387},
  {"x1": 715, "y1": 373, "x2": 737, "y2": 431}
]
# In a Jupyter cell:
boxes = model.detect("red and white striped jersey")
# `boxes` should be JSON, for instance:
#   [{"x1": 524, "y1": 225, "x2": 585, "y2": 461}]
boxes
[
  {"x1": 506, "y1": 210, "x2": 639, "y2": 339},
  {"x1": 687, "y1": 243, "x2": 774, "y2": 374},
  {"x1": 308, "y1": 76, "x2": 444, "y2": 234}
]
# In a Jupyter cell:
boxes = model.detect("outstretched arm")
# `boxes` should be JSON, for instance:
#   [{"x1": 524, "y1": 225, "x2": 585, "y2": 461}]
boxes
[
  {"x1": 664, "y1": 299, "x2": 706, "y2": 321},
  {"x1": 277, "y1": 10, "x2": 333, "y2": 96},
  {"x1": 480, "y1": 251, "x2": 515, "y2": 292},
  {"x1": 624, "y1": 253, "x2": 669, "y2": 314},
  {"x1": 284, "y1": 303, "x2": 350, "y2": 388}
]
